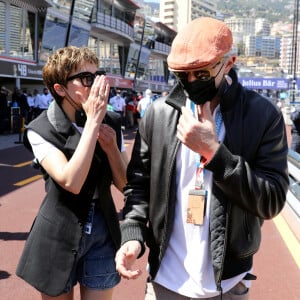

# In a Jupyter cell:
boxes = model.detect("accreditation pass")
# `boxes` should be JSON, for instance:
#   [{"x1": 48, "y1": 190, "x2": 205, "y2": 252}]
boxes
[{"x1": 187, "y1": 189, "x2": 206, "y2": 225}]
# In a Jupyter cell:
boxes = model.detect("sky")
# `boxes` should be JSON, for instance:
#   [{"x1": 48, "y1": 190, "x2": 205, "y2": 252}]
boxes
[{"x1": 145, "y1": 0, "x2": 160, "y2": 3}]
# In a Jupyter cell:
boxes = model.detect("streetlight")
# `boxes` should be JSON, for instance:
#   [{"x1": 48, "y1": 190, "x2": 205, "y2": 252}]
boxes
[
  {"x1": 133, "y1": 17, "x2": 146, "y2": 88},
  {"x1": 291, "y1": 0, "x2": 299, "y2": 102}
]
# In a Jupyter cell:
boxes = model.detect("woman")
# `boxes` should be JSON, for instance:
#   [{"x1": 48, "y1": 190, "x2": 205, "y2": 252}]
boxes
[{"x1": 16, "y1": 46, "x2": 128, "y2": 300}]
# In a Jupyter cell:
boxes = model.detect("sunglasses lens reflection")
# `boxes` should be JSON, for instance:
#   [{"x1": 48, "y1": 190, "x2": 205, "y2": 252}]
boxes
[
  {"x1": 67, "y1": 70, "x2": 106, "y2": 87},
  {"x1": 82, "y1": 75, "x2": 94, "y2": 87},
  {"x1": 174, "y1": 70, "x2": 211, "y2": 81},
  {"x1": 194, "y1": 70, "x2": 211, "y2": 81},
  {"x1": 173, "y1": 60, "x2": 222, "y2": 82}
]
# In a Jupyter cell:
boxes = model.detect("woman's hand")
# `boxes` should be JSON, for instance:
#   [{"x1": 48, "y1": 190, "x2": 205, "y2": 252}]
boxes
[
  {"x1": 81, "y1": 74, "x2": 110, "y2": 124},
  {"x1": 98, "y1": 124, "x2": 129, "y2": 191},
  {"x1": 97, "y1": 124, "x2": 117, "y2": 153}
]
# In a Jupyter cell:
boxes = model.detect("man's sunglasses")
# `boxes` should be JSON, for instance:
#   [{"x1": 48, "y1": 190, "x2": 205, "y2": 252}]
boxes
[
  {"x1": 66, "y1": 70, "x2": 106, "y2": 87},
  {"x1": 173, "y1": 60, "x2": 223, "y2": 82}
]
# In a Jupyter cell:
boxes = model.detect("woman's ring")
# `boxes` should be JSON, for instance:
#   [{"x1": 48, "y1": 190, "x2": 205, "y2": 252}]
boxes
[{"x1": 99, "y1": 93, "x2": 105, "y2": 99}]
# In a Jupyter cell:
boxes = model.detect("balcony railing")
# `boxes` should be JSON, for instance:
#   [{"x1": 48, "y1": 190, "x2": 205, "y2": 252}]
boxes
[
  {"x1": 153, "y1": 41, "x2": 171, "y2": 55},
  {"x1": 94, "y1": 12, "x2": 134, "y2": 39}
]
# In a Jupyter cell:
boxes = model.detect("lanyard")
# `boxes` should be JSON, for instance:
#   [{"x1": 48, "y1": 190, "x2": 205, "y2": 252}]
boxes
[{"x1": 190, "y1": 101, "x2": 223, "y2": 189}]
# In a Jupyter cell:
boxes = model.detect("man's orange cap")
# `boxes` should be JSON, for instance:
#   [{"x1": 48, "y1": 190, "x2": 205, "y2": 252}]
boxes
[{"x1": 167, "y1": 17, "x2": 233, "y2": 71}]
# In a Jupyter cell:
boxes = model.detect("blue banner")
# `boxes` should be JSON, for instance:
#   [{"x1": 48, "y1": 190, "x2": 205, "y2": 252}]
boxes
[{"x1": 239, "y1": 77, "x2": 300, "y2": 90}]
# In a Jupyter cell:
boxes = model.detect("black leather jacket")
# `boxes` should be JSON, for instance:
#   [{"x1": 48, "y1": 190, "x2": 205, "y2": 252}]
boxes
[{"x1": 121, "y1": 70, "x2": 289, "y2": 291}]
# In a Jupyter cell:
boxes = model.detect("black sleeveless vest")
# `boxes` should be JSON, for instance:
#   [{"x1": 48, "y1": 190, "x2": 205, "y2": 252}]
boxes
[{"x1": 17, "y1": 102, "x2": 122, "y2": 296}]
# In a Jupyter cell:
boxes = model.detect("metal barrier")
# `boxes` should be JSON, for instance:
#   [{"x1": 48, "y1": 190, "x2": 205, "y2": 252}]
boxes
[
  {"x1": 284, "y1": 149, "x2": 300, "y2": 240},
  {"x1": 11, "y1": 107, "x2": 21, "y2": 133},
  {"x1": 10, "y1": 107, "x2": 23, "y2": 143}
]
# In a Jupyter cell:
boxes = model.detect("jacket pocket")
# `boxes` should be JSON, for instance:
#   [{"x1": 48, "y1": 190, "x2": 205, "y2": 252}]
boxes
[{"x1": 227, "y1": 205, "x2": 262, "y2": 258}]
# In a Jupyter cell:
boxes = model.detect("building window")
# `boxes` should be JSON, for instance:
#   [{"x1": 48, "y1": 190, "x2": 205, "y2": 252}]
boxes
[
  {"x1": 88, "y1": 36, "x2": 98, "y2": 55},
  {"x1": 73, "y1": 0, "x2": 95, "y2": 23},
  {"x1": 0, "y1": 1, "x2": 5, "y2": 54},
  {"x1": 9, "y1": 5, "x2": 36, "y2": 61},
  {"x1": 39, "y1": 15, "x2": 68, "y2": 62},
  {"x1": 50, "y1": 0, "x2": 72, "y2": 15}
]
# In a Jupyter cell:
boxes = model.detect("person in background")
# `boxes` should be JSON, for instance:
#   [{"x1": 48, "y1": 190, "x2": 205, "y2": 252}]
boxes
[
  {"x1": 136, "y1": 88, "x2": 152, "y2": 119},
  {"x1": 0, "y1": 86, "x2": 11, "y2": 133},
  {"x1": 0, "y1": 86, "x2": 9, "y2": 113},
  {"x1": 12, "y1": 87, "x2": 20, "y2": 107},
  {"x1": 135, "y1": 92, "x2": 143, "y2": 123},
  {"x1": 14, "y1": 88, "x2": 30, "y2": 124},
  {"x1": 26, "y1": 91, "x2": 35, "y2": 123},
  {"x1": 35, "y1": 87, "x2": 53, "y2": 117},
  {"x1": 126, "y1": 93, "x2": 138, "y2": 129},
  {"x1": 41, "y1": 87, "x2": 53, "y2": 106},
  {"x1": 137, "y1": 91, "x2": 143, "y2": 101},
  {"x1": 290, "y1": 105, "x2": 300, "y2": 153},
  {"x1": 115, "y1": 17, "x2": 289, "y2": 300},
  {"x1": 17, "y1": 45, "x2": 128, "y2": 300},
  {"x1": 109, "y1": 89, "x2": 126, "y2": 127},
  {"x1": 32, "y1": 89, "x2": 41, "y2": 119}
]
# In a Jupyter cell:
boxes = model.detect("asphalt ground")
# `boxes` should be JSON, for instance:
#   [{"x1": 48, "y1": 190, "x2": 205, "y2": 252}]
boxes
[{"x1": 0, "y1": 127, "x2": 299, "y2": 299}]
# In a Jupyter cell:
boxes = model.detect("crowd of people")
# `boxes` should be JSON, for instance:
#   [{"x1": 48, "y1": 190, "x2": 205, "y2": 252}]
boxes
[
  {"x1": 0, "y1": 86, "x2": 53, "y2": 133},
  {"x1": 107, "y1": 88, "x2": 168, "y2": 130},
  {"x1": 0, "y1": 81, "x2": 169, "y2": 134}
]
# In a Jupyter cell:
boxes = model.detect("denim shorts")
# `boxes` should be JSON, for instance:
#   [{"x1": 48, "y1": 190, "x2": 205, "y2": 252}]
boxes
[{"x1": 64, "y1": 208, "x2": 120, "y2": 292}]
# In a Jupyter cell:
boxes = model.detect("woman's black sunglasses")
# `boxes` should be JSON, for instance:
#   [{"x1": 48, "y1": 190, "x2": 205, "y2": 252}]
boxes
[{"x1": 66, "y1": 70, "x2": 106, "y2": 87}]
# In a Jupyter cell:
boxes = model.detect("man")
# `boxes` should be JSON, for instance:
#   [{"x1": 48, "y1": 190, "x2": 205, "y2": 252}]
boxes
[
  {"x1": 126, "y1": 94, "x2": 138, "y2": 129},
  {"x1": 109, "y1": 89, "x2": 126, "y2": 126},
  {"x1": 19, "y1": 89, "x2": 30, "y2": 123},
  {"x1": 0, "y1": 86, "x2": 10, "y2": 133},
  {"x1": 35, "y1": 87, "x2": 52, "y2": 116},
  {"x1": 115, "y1": 17, "x2": 289, "y2": 300},
  {"x1": 26, "y1": 91, "x2": 35, "y2": 123},
  {"x1": 0, "y1": 86, "x2": 9, "y2": 112},
  {"x1": 32, "y1": 89, "x2": 41, "y2": 119},
  {"x1": 137, "y1": 88, "x2": 153, "y2": 119}
]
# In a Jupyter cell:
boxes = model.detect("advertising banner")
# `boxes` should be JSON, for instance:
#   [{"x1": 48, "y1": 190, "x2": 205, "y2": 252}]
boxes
[
  {"x1": 239, "y1": 77, "x2": 300, "y2": 90},
  {"x1": 0, "y1": 59, "x2": 43, "y2": 80}
]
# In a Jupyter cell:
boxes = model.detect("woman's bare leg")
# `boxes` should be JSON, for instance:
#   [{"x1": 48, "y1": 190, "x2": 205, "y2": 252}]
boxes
[
  {"x1": 41, "y1": 289, "x2": 73, "y2": 300},
  {"x1": 80, "y1": 285, "x2": 113, "y2": 300}
]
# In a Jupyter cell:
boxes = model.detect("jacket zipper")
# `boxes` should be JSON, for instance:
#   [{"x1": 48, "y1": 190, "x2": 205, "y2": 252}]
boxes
[
  {"x1": 158, "y1": 138, "x2": 181, "y2": 263},
  {"x1": 244, "y1": 211, "x2": 251, "y2": 242},
  {"x1": 216, "y1": 202, "x2": 231, "y2": 298}
]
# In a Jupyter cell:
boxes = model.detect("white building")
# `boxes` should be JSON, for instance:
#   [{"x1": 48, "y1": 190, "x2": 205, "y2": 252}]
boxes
[
  {"x1": 225, "y1": 17, "x2": 256, "y2": 45},
  {"x1": 134, "y1": 0, "x2": 159, "y2": 18},
  {"x1": 244, "y1": 36, "x2": 257, "y2": 56},
  {"x1": 159, "y1": 0, "x2": 216, "y2": 32},
  {"x1": 255, "y1": 18, "x2": 271, "y2": 36},
  {"x1": 280, "y1": 34, "x2": 300, "y2": 76}
]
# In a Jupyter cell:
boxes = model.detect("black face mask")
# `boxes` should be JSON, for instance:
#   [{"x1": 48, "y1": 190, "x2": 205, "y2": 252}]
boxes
[
  {"x1": 181, "y1": 77, "x2": 218, "y2": 105},
  {"x1": 75, "y1": 110, "x2": 107, "y2": 127},
  {"x1": 75, "y1": 110, "x2": 87, "y2": 127}
]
